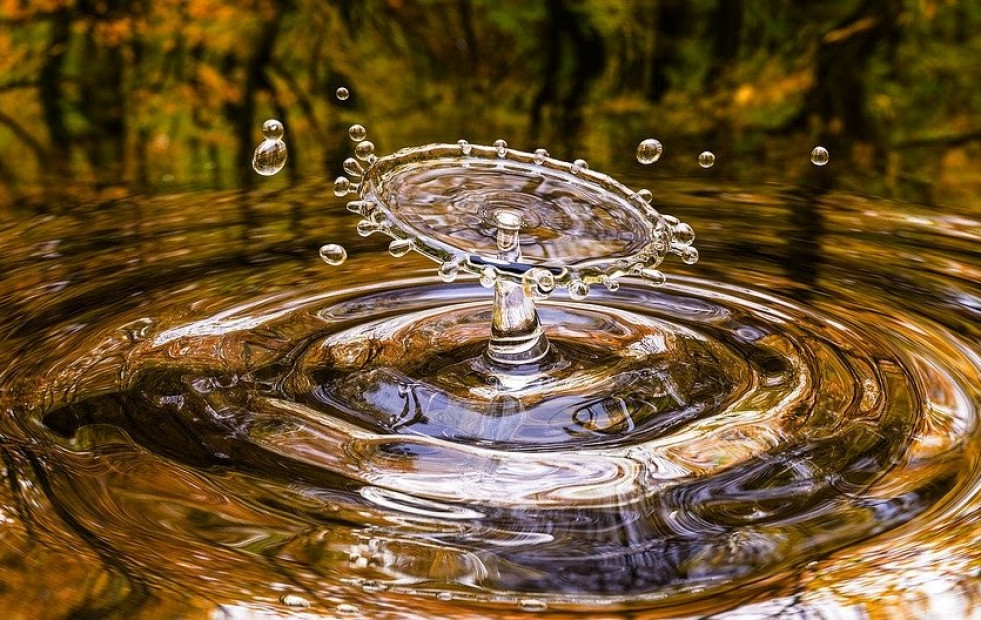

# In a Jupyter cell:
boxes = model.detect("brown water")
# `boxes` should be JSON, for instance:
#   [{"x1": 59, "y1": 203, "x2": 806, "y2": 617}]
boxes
[{"x1": 1, "y1": 178, "x2": 980, "y2": 619}]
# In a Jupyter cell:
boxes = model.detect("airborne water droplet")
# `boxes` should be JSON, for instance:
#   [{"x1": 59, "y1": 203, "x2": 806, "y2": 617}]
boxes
[
  {"x1": 349, "y1": 124, "x2": 367, "y2": 142},
  {"x1": 636, "y1": 138, "x2": 663, "y2": 165},
  {"x1": 334, "y1": 176, "x2": 352, "y2": 197},
  {"x1": 336, "y1": 87, "x2": 350, "y2": 101},
  {"x1": 262, "y1": 119, "x2": 284, "y2": 140},
  {"x1": 252, "y1": 138, "x2": 287, "y2": 176},
  {"x1": 355, "y1": 141, "x2": 375, "y2": 162},
  {"x1": 672, "y1": 222, "x2": 695, "y2": 247},
  {"x1": 319, "y1": 243, "x2": 347, "y2": 266},
  {"x1": 811, "y1": 146, "x2": 830, "y2": 166},
  {"x1": 698, "y1": 151, "x2": 716, "y2": 168},
  {"x1": 681, "y1": 246, "x2": 700, "y2": 264}
]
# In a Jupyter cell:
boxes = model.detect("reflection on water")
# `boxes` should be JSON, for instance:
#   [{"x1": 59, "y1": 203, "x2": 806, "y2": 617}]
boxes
[{"x1": 2, "y1": 179, "x2": 981, "y2": 618}]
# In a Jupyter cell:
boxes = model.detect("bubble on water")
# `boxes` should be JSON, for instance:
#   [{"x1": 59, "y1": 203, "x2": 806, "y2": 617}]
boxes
[
  {"x1": 681, "y1": 246, "x2": 700, "y2": 264},
  {"x1": 698, "y1": 151, "x2": 716, "y2": 168},
  {"x1": 319, "y1": 244, "x2": 347, "y2": 266},
  {"x1": 672, "y1": 222, "x2": 695, "y2": 247},
  {"x1": 388, "y1": 238, "x2": 413, "y2": 257},
  {"x1": 569, "y1": 279, "x2": 589, "y2": 301},
  {"x1": 252, "y1": 138, "x2": 287, "y2": 176},
  {"x1": 636, "y1": 189, "x2": 653, "y2": 203},
  {"x1": 262, "y1": 119, "x2": 284, "y2": 140},
  {"x1": 457, "y1": 139, "x2": 472, "y2": 155},
  {"x1": 519, "y1": 599, "x2": 547, "y2": 612},
  {"x1": 336, "y1": 87, "x2": 350, "y2": 100},
  {"x1": 349, "y1": 124, "x2": 367, "y2": 142},
  {"x1": 479, "y1": 266, "x2": 497, "y2": 288},
  {"x1": 336, "y1": 603, "x2": 359, "y2": 615},
  {"x1": 533, "y1": 148, "x2": 549, "y2": 165},
  {"x1": 571, "y1": 158, "x2": 588, "y2": 174},
  {"x1": 636, "y1": 138, "x2": 663, "y2": 164},
  {"x1": 640, "y1": 268, "x2": 666, "y2": 286},
  {"x1": 280, "y1": 594, "x2": 310, "y2": 608},
  {"x1": 437, "y1": 260, "x2": 460, "y2": 282},
  {"x1": 355, "y1": 141, "x2": 375, "y2": 162},
  {"x1": 343, "y1": 157, "x2": 364, "y2": 177},
  {"x1": 334, "y1": 176, "x2": 352, "y2": 197},
  {"x1": 811, "y1": 146, "x2": 830, "y2": 166},
  {"x1": 494, "y1": 139, "x2": 508, "y2": 158}
]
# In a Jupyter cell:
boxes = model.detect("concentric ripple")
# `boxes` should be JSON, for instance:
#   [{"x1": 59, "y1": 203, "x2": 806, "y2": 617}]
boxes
[{"x1": 2, "y1": 185, "x2": 981, "y2": 618}]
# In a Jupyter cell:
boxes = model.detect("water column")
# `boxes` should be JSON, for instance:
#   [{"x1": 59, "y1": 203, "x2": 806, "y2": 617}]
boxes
[{"x1": 485, "y1": 210, "x2": 551, "y2": 366}]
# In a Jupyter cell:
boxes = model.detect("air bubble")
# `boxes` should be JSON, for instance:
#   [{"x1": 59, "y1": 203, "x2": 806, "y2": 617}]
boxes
[
  {"x1": 636, "y1": 138, "x2": 663, "y2": 165},
  {"x1": 262, "y1": 119, "x2": 284, "y2": 140},
  {"x1": 319, "y1": 244, "x2": 347, "y2": 266},
  {"x1": 437, "y1": 260, "x2": 460, "y2": 282},
  {"x1": 333, "y1": 176, "x2": 352, "y2": 197},
  {"x1": 458, "y1": 139, "x2": 472, "y2": 155},
  {"x1": 533, "y1": 148, "x2": 549, "y2": 165},
  {"x1": 343, "y1": 157, "x2": 364, "y2": 177},
  {"x1": 336, "y1": 87, "x2": 350, "y2": 100},
  {"x1": 349, "y1": 124, "x2": 367, "y2": 142},
  {"x1": 698, "y1": 151, "x2": 716, "y2": 168},
  {"x1": 355, "y1": 141, "x2": 375, "y2": 162},
  {"x1": 494, "y1": 139, "x2": 508, "y2": 158},
  {"x1": 388, "y1": 238, "x2": 413, "y2": 257},
  {"x1": 252, "y1": 138, "x2": 287, "y2": 176},
  {"x1": 571, "y1": 158, "x2": 588, "y2": 174},
  {"x1": 811, "y1": 146, "x2": 830, "y2": 166},
  {"x1": 569, "y1": 279, "x2": 589, "y2": 301},
  {"x1": 681, "y1": 246, "x2": 699, "y2": 264}
]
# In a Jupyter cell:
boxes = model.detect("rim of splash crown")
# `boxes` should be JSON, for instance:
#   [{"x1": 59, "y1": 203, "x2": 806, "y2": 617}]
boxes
[{"x1": 335, "y1": 141, "x2": 699, "y2": 297}]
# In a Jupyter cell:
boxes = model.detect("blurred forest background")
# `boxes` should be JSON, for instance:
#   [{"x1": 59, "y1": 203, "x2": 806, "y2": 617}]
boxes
[{"x1": 1, "y1": 0, "x2": 980, "y2": 211}]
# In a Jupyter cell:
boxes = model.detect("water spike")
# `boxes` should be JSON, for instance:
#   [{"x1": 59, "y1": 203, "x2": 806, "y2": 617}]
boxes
[
  {"x1": 437, "y1": 259, "x2": 460, "y2": 282},
  {"x1": 388, "y1": 238, "x2": 414, "y2": 257},
  {"x1": 356, "y1": 219, "x2": 380, "y2": 237},
  {"x1": 343, "y1": 157, "x2": 364, "y2": 177}
]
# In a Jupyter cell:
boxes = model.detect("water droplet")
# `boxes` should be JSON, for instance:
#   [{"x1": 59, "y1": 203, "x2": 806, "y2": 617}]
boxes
[
  {"x1": 349, "y1": 124, "x2": 367, "y2": 142},
  {"x1": 571, "y1": 158, "x2": 588, "y2": 174},
  {"x1": 636, "y1": 189, "x2": 653, "y2": 203},
  {"x1": 355, "y1": 141, "x2": 375, "y2": 162},
  {"x1": 533, "y1": 148, "x2": 549, "y2": 165},
  {"x1": 388, "y1": 238, "x2": 413, "y2": 257},
  {"x1": 457, "y1": 139, "x2": 472, "y2": 155},
  {"x1": 640, "y1": 268, "x2": 666, "y2": 286},
  {"x1": 336, "y1": 87, "x2": 350, "y2": 100},
  {"x1": 346, "y1": 200, "x2": 370, "y2": 215},
  {"x1": 334, "y1": 176, "x2": 352, "y2": 197},
  {"x1": 319, "y1": 244, "x2": 347, "y2": 266},
  {"x1": 438, "y1": 260, "x2": 460, "y2": 282},
  {"x1": 280, "y1": 594, "x2": 310, "y2": 608},
  {"x1": 252, "y1": 139, "x2": 287, "y2": 176},
  {"x1": 519, "y1": 599, "x2": 547, "y2": 612},
  {"x1": 436, "y1": 591, "x2": 453, "y2": 601},
  {"x1": 698, "y1": 151, "x2": 716, "y2": 168},
  {"x1": 811, "y1": 146, "x2": 830, "y2": 166},
  {"x1": 681, "y1": 246, "x2": 699, "y2": 264},
  {"x1": 568, "y1": 279, "x2": 589, "y2": 300},
  {"x1": 672, "y1": 223, "x2": 695, "y2": 247},
  {"x1": 479, "y1": 266, "x2": 497, "y2": 288},
  {"x1": 336, "y1": 603, "x2": 359, "y2": 615},
  {"x1": 602, "y1": 276, "x2": 620, "y2": 292},
  {"x1": 636, "y1": 138, "x2": 663, "y2": 165},
  {"x1": 494, "y1": 139, "x2": 508, "y2": 158},
  {"x1": 524, "y1": 268, "x2": 556, "y2": 299},
  {"x1": 262, "y1": 119, "x2": 284, "y2": 140},
  {"x1": 356, "y1": 219, "x2": 381, "y2": 237},
  {"x1": 343, "y1": 157, "x2": 364, "y2": 177}
]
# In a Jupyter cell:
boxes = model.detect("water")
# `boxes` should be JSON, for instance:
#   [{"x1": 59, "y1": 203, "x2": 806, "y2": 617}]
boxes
[
  {"x1": 812, "y1": 146, "x2": 831, "y2": 166},
  {"x1": 251, "y1": 119, "x2": 288, "y2": 176},
  {"x1": 636, "y1": 139, "x2": 663, "y2": 165},
  {"x1": 2, "y1": 172, "x2": 981, "y2": 618},
  {"x1": 336, "y1": 87, "x2": 350, "y2": 101},
  {"x1": 698, "y1": 151, "x2": 716, "y2": 168}
]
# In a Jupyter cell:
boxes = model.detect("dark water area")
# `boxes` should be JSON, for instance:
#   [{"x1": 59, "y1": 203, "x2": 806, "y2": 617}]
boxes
[{"x1": 2, "y1": 170, "x2": 981, "y2": 618}]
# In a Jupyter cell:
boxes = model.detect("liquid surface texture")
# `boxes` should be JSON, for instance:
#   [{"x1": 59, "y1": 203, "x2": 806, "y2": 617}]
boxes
[{"x1": 1, "y1": 178, "x2": 980, "y2": 619}]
